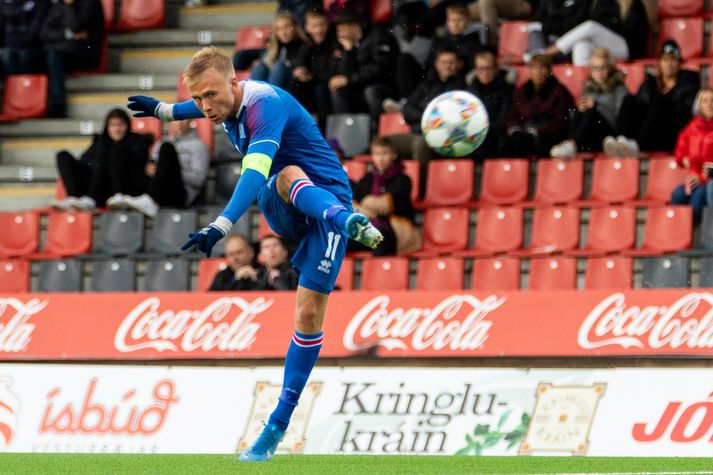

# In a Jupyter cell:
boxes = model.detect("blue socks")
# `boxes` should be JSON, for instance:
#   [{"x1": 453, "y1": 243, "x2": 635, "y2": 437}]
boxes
[
  {"x1": 268, "y1": 331, "x2": 323, "y2": 430},
  {"x1": 289, "y1": 179, "x2": 350, "y2": 229}
]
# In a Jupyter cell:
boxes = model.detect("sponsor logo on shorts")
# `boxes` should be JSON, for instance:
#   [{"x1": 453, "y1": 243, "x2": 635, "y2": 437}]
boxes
[{"x1": 318, "y1": 260, "x2": 332, "y2": 274}]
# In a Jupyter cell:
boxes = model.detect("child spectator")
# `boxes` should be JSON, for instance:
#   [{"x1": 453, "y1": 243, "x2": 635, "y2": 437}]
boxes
[
  {"x1": 49, "y1": 108, "x2": 150, "y2": 212},
  {"x1": 249, "y1": 12, "x2": 307, "y2": 90},
  {"x1": 1, "y1": 0, "x2": 50, "y2": 76},
  {"x1": 550, "y1": 48, "x2": 629, "y2": 157},
  {"x1": 432, "y1": 2, "x2": 484, "y2": 66},
  {"x1": 255, "y1": 235, "x2": 299, "y2": 290},
  {"x1": 351, "y1": 137, "x2": 420, "y2": 256},
  {"x1": 208, "y1": 233, "x2": 262, "y2": 291}
]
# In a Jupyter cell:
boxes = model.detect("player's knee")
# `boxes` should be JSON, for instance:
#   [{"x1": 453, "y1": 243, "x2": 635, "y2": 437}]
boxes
[
  {"x1": 295, "y1": 302, "x2": 322, "y2": 332},
  {"x1": 277, "y1": 165, "x2": 307, "y2": 197}
]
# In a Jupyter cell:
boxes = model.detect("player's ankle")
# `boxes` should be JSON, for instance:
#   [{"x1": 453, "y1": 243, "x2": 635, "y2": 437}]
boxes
[{"x1": 324, "y1": 205, "x2": 349, "y2": 229}]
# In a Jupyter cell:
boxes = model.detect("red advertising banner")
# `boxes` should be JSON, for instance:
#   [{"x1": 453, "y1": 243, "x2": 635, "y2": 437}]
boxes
[{"x1": 1, "y1": 290, "x2": 712, "y2": 359}]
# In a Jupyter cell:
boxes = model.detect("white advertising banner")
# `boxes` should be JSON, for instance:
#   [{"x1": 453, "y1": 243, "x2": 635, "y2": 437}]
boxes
[{"x1": 0, "y1": 365, "x2": 712, "y2": 456}]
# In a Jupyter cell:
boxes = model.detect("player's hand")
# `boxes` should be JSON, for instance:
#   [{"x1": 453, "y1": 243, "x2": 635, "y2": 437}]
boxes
[
  {"x1": 181, "y1": 224, "x2": 225, "y2": 257},
  {"x1": 128, "y1": 95, "x2": 161, "y2": 118}
]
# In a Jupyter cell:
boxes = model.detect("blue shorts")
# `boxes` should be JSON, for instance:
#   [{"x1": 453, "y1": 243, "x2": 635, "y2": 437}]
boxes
[{"x1": 257, "y1": 175, "x2": 350, "y2": 294}]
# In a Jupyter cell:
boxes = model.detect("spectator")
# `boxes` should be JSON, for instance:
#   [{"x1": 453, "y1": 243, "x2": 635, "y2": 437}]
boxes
[
  {"x1": 608, "y1": 40, "x2": 700, "y2": 156},
  {"x1": 468, "y1": 0, "x2": 533, "y2": 45},
  {"x1": 289, "y1": 8, "x2": 334, "y2": 130},
  {"x1": 255, "y1": 235, "x2": 299, "y2": 290},
  {"x1": 49, "y1": 108, "x2": 151, "y2": 212},
  {"x1": 1, "y1": 0, "x2": 50, "y2": 76},
  {"x1": 208, "y1": 233, "x2": 262, "y2": 291},
  {"x1": 351, "y1": 137, "x2": 420, "y2": 256},
  {"x1": 40, "y1": 0, "x2": 104, "y2": 118},
  {"x1": 524, "y1": 0, "x2": 589, "y2": 61},
  {"x1": 389, "y1": 2, "x2": 433, "y2": 102},
  {"x1": 328, "y1": 8, "x2": 399, "y2": 130},
  {"x1": 106, "y1": 119, "x2": 211, "y2": 218},
  {"x1": 431, "y1": 3, "x2": 484, "y2": 67},
  {"x1": 673, "y1": 89, "x2": 713, "y2": 225},
  {"x1": 466, "y1": 49, "x2": 514, "y2": 159},
  {"x1": 249, "y1": 12, "x2": 307, "y2": 90},
  {"x1": 326, "y1": 0, "x2": 369, "y2": 25},
  {"x1": 550, "y1": 47, "x2": 629, "y2": 157},
  {"x1": 501, "y1": 54, "x2": 574, "y2": 157},
  {"x1": 531, "y1": 0, "x2": 649, "y2": 65}
]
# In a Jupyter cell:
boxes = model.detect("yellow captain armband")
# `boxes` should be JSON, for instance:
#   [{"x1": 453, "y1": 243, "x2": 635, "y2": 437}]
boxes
[{"x1": 241, "y1": 153, "x2": 273, "y2": 179}]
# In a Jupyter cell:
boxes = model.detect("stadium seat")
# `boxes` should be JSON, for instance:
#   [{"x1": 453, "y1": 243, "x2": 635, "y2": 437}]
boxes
[
  {"x1": 497, "y1": 22, "x2": 528, "y2": 65},
  {"x1": 144, "y1": 259, "x2": 190, "y2": 291},
  {"x1": 458, "y1": 207, "x2": 523, "y2": 257},
  {"x1": 326, "y1": 114, "x2": 371, "y2": 157},
  {"x1": 197, "y1": 258, "x2": 228, "y2": 291},
  {"x1": 147, "y1": 209, "x2": 198, "y2": 255},
  {"x1": 360, "y1": 257, "x2": 410, "y2": 291},
  {"x1": 422, "y1": 160, "x2": 474, "y2": 206},
  {"x1": 168, "y1": 118, "x2": 214, "y2": 154},
  {"x1": 370, "y1": 0, "x2": 393, "y2": 22},
  {"x1": 116, "y1": 0, "x2": 165, "y2": 30},
  {"x1": 101, "y1": 0, "x2": 115, "y2": 27},
  {"x1": 513, "y1": 207, "x2": 579, "y2": 255},
  {"x1": 552, "y1": 65, "x2": 588, "y2": 98},
  {"x1": 37, "y1": 259, "x2": 81, "y2": 292},
  {"x1": 258, "y1": 215, "x2": 278, "y2": 240},
  {"x1": 94, "y1": 211, "x2": 145, "y2": 255},
  {"x1": 177, "y1": 73, "x2": 190, "y2": 102},
  {"x1": 0, "y1": 211, "x2": 39, "y2": 257},
  {"x1": 478, "y1": 159, "x2": 529, "y2": 205},
  {"x1": 415, "y1": 257, "x2": 464, "y2": 290},
  {"x1": 419, "y1": 207, "x2": 470, "y2": 255},
  {"x1": 584, "y1": 256, "x2": 633, "y2": 290},
  {"x1": 235, "y1": 26, "x2": 271, "y2": 51},
  {"x1": 213, "y1": 162, "x2": 242, "y2": 204},
  {"x1": 657, "y1": 0, "x2": 703, "y2": 17},
  {"x1": 403, "y1": 159, "x2": 420, "y2": 202},
  {"x1": 529, "y1": 158, "x2": 584, "y2": 205},
  {"x1": 0, "y1": 75, "x2": 48, "y2": 121},
  {"x1": 528, "y1": 257, "x2": 577, "y2": 290},
  {"x1": 696, "y1": 207, "x2": 713, "y2": 250},
  {"x1": 205, "y1": 213, "x2": 251, "y2": 257},
  {"x1": 335, "y1": 258, "x2": 354, "y2": 291},
  {"x1": 697, "y1": 256, "x2": 713, "y2": 287},
  {"x1": 617, "y1": 63, "x2": 646, "y2": 94},
  {"x1": 658, "y1": 17, "x2": 703, "y2": 60},
  {"x1": 0, "y1": 259, "x2": 29, "y2": 293},
  {"x1": 342, "y1": 160, "x2": 367, "y2": 183},
  {"x1": 471, "y1": 257, "x2": 520, "y2": 290},
  {"x1": 582, "y1": 158, "x2": 639, "y2": 204},
  {"x1": 89, "y1": 258, "x2": 135, "y2": 291},
  {"x1": 634, "y1": 157, "x2": 685, "y2": 204},
  {"x1": 40, "y1": 211, "x2": 92, "y2": 257},
  {"x1": 235, "y1": 70, "x2": 250, "y2": 81},
  {"x1": 378, "y1": 113, "x2": 410, "y2": 136},
  {"x1": 507, "y1": 65, "x2": 529, "y2": 88},
  {"x1": 569, "y1": 206, "x2": 636, "y2": 255},
  {"x1": 640, "y1": 255, "x2": 689, "y2": 288},
  {"x1": 131, "y1": 117, "x2": 162, "y2": 144},
  {"x1": 626, "y1": 205, "x2": 692, "y2": 255}
]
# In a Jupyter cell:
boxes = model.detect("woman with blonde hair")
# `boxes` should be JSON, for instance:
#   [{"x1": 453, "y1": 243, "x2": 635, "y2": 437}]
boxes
[{"x1": 249, "y1": 12, "x2": 307, "y2": 89}]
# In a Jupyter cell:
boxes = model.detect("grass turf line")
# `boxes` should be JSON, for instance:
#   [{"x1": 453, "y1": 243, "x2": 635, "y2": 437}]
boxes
[{"x1": 2, "y1": 454, "x2": 713, "y2": 474}]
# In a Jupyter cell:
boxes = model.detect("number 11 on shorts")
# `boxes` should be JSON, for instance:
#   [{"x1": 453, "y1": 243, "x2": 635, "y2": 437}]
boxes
[{"x1": 325, "y1": 232, "x2": 340, "y2": 261}]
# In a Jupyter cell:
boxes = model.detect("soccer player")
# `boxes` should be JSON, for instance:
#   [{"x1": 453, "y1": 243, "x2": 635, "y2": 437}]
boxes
[{"x1": 127, "y1": 47, "x2": 382, "y2": 462}]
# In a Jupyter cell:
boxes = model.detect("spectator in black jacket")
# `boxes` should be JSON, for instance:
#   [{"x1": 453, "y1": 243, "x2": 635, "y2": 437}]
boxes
[
  {"x1": 40, "y1": 0, "x2": 104, "y2": 117},
  {"x1": 466, "y1": 50, "x2": 514, "y2": 159},
  {"x1": 524, "y1": 0, "x2": 589, "y2": 61},
  {"x1": 1, "y1": 0, "x2": 50, "y2": 75},
  {"x1": 49, "y1": 108, "x2": 151, "y2": 211},
  {"x1": 255, "y1": 235, "x2": 298, "y2": 291},
  {"x1": 250, "y1": 12, "x2": 307, "y2": 90},
  {"x1": 328, "y1": 9, "x2": 399, "y2": 130},
  {"x1": 208, "y1": 233, "x2": 262, "y2": 291},
  {"x1": 431, "y1": 3, "x2": 484, "y2": 67}
]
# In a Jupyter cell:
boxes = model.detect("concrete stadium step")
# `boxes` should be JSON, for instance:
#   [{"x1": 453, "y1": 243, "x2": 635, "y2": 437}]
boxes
[
  {"x1": 0, "y1": 119, "x2": 104, "y2": 138},
  {"x1": 119, "y1": 48, "x2": 232, "y2": 74},
  {"x1": 0, "y1": 165, "x2": 56, "y2": 183},
  {"x1": 110, "y1": 29, "x2": 235, "y2": 48},
  {"x1": 177, "y1": 2, "x2": 276, "y2": 30},
  {"x1": 67, "y1": 91, "x2": 176, "y2": 119},
  {"x1": 0, "y1": 184, "x2": 55, "y2": 211},
  {"x1": 1, "y1": 137, "x2": 91, "y2": 166},
  {"x1": 67, "y1": 74, "x2": 179, "y2": 93}
]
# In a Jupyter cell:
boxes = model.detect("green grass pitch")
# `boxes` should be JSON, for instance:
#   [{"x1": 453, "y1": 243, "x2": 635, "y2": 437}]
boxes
[{"x1": 2, "y1": 454, "x2": 713, "y2": 474}]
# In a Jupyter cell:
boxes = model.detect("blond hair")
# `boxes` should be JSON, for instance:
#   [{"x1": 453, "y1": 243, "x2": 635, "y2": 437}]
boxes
[
  {"x1": 264, "y1": 12, "x2": 307, "y2": 67},
  {"x1": 183, "y1": 47, "x2": 235, "y2": 87}
]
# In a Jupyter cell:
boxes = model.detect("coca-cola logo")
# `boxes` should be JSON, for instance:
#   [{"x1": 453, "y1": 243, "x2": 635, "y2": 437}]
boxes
[
  {"x1": 0, "y1": 298, "x2": 46, "y2": 353},
  {"x1": 578, "y1": 293, "x2": 713, "y2": 350},
  {"x1": 114, "y1": 297, "x2": 274, "y2": 353},
  {"x1": 0, "y1": 377, "x2": 19, "y2": 450},
  {"x1": 343, "y1": 295, "x2": 506, "y2": 352}
]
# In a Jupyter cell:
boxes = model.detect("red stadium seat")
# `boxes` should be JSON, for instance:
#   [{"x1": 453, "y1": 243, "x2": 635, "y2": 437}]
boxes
[
  {"x1": 584, "y1": 256, "x2": 633, "y2": 290},
  {"x1": 131, "y1": 117, "x2": 162, "y2": 144},
  {"x1": 513, "y1": 207, "x2": 579, "y2": 255},
  {"x1": 471, "y1": 257, "x2": 520, "y2": 290},
  {"x1": 235, "y1": 26, "x2": 271, "y2": 51},
  {"x1": 478, "y1": 159, "x2": 529, "y2": 205},
  {"x1": 193, "y1": 118, "x2": 215, "y2": 154},
  {"x1": 235, "y1": 70, "x2": 251, "y2": 81},
  {"x1": 197, "y1": 258, "x2": 228, "y2": 292},
  {"x1": 258, "y1": 215, "x2": 278, "y2": 239},
  {"x1": 0, "y1": 75, "x2": 47, "y2": 121},
  {"x1": 360, "y1": 257, "x2": 409, "y2": 291},
  {"x1": 422, "y1": 159, "x2": 474, "y2": 206},
  {"x1": 403, "y1": 159, "x2": 420, "y2": 203},
  {"x1": 658, "y1": 17, "x2": 703, "y2": 60},
  {"x1": 528, "y1": 256, "x2": 577, "y2": 290},
  {"x1": 416, "y1": 257, "x2": 464, "y2": 290},
  {"x1": 56, "y1": 177, "x2": 67, "y2": 200},
  {"x1": 498, "y1": 22, "x2": 529, "y2": 65},
  {"x1": 458, "y1": 207, "x2": 523, "y2": 256},
  {"x1": 419, "y1": 207, "x2": 470, "y2": 255},
  {"x1": 582, "y1": 158, "x2": 639, "y2": 204},
  {"x1": 378, "y1": 113, "x2": 410, "y2": 136},
  {"x1": 101, "y1": 0, "x2": 115, "y2": 27},
  {"x1": 335, "y1": 258, "x2": 354, "y2": 291},
  {"x1": 0, "y1": 212, "x2": 39, "y2": 257},
  {"x1": 40, "y1": 211, "x2": 93, "y2": 257},
  {"x1": 0, "y1": 259, "x2": 29, "y2": 293},
  {"x1": 635, "y1": 157, "x2": 685, "y2": 204},
  {"x1": 370, "y1": 0, "x2": 393, "y2": 22},
  {"x1": 177, "y1": 73, "x2": 190, "y2": 101},
  {"x1": 569, "y1": 206, "x2": 636, "y2": 255},
  {"x1": 617, "y1": 63, "x2": 647, "y2": 94},
  {"x1": 342, "y1": 160, "x2": 367, "y2": 182},
  {"x1": 116, "y1": 0, "x2": 164, "y2": 30},
  {"x1": 657, "y1": 0, "x2": 703, "y2": 17},
  {"x1": 507, "y1": 65, "x2": 529, "y2": 88},
  {"x1": 552, "y1": 65, "x2": 588, "y2": 98},
  {"x1": 529, "y1": 158, "x2": 584, "y2": 205},
  {"x1": 626, "y1": 205, "x2": 692, "y2": 255}
]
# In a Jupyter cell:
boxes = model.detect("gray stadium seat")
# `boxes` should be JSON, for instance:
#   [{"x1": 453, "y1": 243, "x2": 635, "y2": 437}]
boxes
[
  {"x1": 214, "y1": 162, "x2": 242, "y2": 204},
  {"x1": 36, "y1": 259, "x2": 81, "y2": 292},
  {"x1": 144, "y1": 259, "x2": 189, "y2": 291},
  {"x1": 326, "y1": 113, "x2": 371, "y2": 157},
  {"x1": 148, "y1": 209, "x2": 198, "y2": 255},
  {"x1": 698, "y1": 256, "x2": 713, "y2": 287},
  {"x1": 696, "y1": 207, "x2": 713, "y2": 250},
  {"x1": 640, "y1": 256, "x2": 690, "y2": 288},
  {"x1": 90, "y1": 259, "x2": 136, "y2": 291},
  {"x1": 95, "y1": 211, "x2": 144, "y2": 255}
]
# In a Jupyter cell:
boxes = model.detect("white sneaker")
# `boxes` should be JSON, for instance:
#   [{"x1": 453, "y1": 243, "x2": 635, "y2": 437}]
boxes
[
  {"x1": 106, "y1": 193, "x2": 128, "y2": 209},
  {"x1": 124, "y1": 194, "x2": 159, "y2": 218},
  {"x1": 602, "y1": 136, "x2": 619, "y2": 157},
  {"x1": 49, "y1": 197, "x2": 76, "y2": 211},
  {"x1": 550, "y1": 140, "x2": 577, "y2": 158},
  {"x1": 71, "y1": 196, "x2": 96, "y2": 212},
  {"x1": 616, "y1": 136, "x2": 639, "y2": 157}
]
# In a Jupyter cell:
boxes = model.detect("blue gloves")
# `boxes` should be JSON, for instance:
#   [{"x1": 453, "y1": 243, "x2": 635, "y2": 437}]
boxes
[
  {"x1": 181, "y1": 224, "x2": 225, "y2": 257},
  {"x1": 127, "y1": 95, "x2": 160, "y2": 118}
]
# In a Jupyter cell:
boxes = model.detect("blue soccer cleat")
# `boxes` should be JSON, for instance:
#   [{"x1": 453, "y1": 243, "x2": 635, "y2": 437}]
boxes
[
  {"x1": 239, "y1": 423, "x2": 286, "y2": 462},
  {"x1": 345, "y1": 213, "x2": 384, "y2": 250}
]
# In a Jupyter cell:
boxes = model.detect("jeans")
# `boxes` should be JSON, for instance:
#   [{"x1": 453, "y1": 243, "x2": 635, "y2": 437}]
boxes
[
  {"x1": 672, "y1": 183, "x2": 706, "y2": 225},
  {"x1": 250, "y1": 60, "x2": 293, "y2": 89}
]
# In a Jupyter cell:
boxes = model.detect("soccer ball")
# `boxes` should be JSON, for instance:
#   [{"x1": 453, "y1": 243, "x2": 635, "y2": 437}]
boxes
[{"x1": 421, "y1": 90, "x2": 489, "y2": 157}]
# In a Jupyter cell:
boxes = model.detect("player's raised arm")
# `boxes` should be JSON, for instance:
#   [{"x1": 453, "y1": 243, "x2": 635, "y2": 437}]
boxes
[{"x1": 127, "y1": 96, "x2": 204, "y2": 121}]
